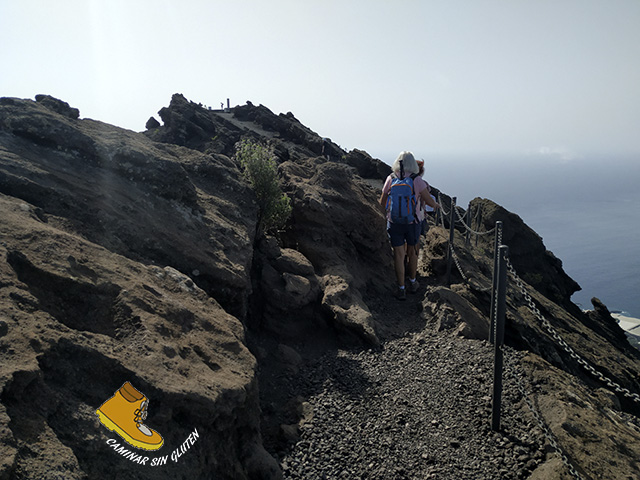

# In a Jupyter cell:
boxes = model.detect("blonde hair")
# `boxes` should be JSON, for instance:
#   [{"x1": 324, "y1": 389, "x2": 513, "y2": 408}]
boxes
[{"x1": 392, "y1": 151, "x2": 419, "y2": 177}]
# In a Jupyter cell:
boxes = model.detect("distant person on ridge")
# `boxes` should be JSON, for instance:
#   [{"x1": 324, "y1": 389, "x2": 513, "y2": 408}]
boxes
[{"x1": 379, "y1": 152, "x2": 440, "y2": 300}]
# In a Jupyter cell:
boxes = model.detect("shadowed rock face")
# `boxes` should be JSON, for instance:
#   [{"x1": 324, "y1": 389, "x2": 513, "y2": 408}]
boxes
[
  {"x1": 277, "y1": 157, "x2": 394, "y2": 346},
  {"x1": 474, "y1": 198, "x2": 581, "y2": 308},
  {"x1": 0, "y1": 194, "x2": 278, "y2": 479},
  {"x1": 0, "y1": 94, "x2": 394, "y2": 479},
  {"x1": 0, "y1": 96, "x2": 257, "y2": 318},
  {"x1": 147, "y1": 94, "x2": 396, "y2": 346},
  {"x1": 1, "y1": 94, "x2": 639, "y2": 480},
  {"x1": 0, "y1": 96, "x2": 276, "y2": 479}
]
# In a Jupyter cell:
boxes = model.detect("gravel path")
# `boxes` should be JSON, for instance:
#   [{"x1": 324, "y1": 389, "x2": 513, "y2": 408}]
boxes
[{"x1": 275, "y1": 331, "x2": 548, "y2": 479}]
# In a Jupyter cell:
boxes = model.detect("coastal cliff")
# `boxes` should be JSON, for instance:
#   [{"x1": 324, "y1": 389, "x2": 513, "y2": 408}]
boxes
[{"x1": 0, "y1": 94, "x2": 638, "y2": 479}]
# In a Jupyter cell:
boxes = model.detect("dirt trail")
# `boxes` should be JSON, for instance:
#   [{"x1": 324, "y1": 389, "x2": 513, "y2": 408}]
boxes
[
  {"x1": 276, "y1": 313, "x2": 544, "y2": 478},
  {"x1": 257, "y1": 279, "x2": 547, "y2": 480}
]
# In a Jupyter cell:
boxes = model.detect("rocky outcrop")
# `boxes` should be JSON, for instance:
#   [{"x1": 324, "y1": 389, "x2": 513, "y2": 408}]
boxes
[
  {"x1": 0, "y1": 197, "x2": 279, "y2": 479},
  {"x1": 473, "y1": 198, "x2": 581, "y2": 308},
  {"x1": 148, "y1": 95, "x2": 396, "y2": 346},
  {"x1": 277, "y1": 157, "x2": 393, "y2": 346},
  {"x1": 145, "y1": 116, "x2": 161, "y2": 130},
  {"x1": 35, "y1": 94, "x2": 80, "y2": 120},
  {"x1": 0, "y1": 94, "x2": 397, "y2": 479},
  {"x1": 0, "y1": 96, "x2": 256, "y2": 318},
  {"x1": 145, "y1": 94, "x2": 339, "y2": 162},
  {"x1": 0, "y1": 96, "x2": 276, "y2": 479},
  {"x1": 420, "y1": 199, "x2": 640, "y2": 384},
  {"x1": 254, "y1": 236, "x2": 322, "y2": 340},
  {"x1": 341, "y1": 148, "x2": 391, "y2": 180}
]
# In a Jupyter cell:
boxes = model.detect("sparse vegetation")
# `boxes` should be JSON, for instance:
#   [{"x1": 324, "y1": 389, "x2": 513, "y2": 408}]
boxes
[{"x1": 234, "y1": 139, "x2": 292, "y2": 236}]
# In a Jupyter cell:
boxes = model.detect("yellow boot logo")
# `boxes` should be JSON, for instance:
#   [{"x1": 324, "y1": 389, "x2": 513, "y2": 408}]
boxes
[{"x1": 96, "y1": 381, "x2": 164, "y2": 451}]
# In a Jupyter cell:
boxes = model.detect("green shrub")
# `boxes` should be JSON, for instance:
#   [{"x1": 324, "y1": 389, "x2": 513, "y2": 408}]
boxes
[
  {"x1": 235, "y1": 139, "x2": 292, "y2": 236},
  {"x1": 522, "y1": 272, "x2": 544, "y2": 286}
]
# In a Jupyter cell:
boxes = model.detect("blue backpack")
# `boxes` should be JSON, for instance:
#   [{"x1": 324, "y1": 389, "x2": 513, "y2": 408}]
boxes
[{"x1": 387, "y1": 173, "x2": 418, "y2": 224}]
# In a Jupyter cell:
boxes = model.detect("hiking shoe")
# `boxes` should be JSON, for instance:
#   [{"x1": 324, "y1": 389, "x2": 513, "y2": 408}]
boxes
[
  {"x1": 96, "y1": 381, "x2": 164, "y2": 451},
  {"x1": 395, "y1": 287, "x2": 407, "y2": 301},
  {"x1": 408, "y1": 279, "x2": 420, "y2": 294}
]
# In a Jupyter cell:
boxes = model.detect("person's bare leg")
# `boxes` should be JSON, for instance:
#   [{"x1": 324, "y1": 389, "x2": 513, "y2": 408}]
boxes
[
  {"x1": 393, "y1": 244, "x2": 406, "y2": 286},
  {"x1": 407, "y1": 243, "x2": 419, "y2": 280}
]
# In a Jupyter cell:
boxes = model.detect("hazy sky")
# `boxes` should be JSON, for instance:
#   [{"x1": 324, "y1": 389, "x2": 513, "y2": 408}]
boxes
[{"x1": 1, "y1": 0, "x2": 639, "y2": 162}]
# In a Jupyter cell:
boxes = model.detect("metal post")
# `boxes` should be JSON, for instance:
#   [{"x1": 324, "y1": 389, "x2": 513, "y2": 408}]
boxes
[
  {"x1": 489, "y1": 221, "x2": 503, "y2": 344},
  {"x1": 465, "y1": 206, "x2": 471, "y2": 247},
  {"x1": 491, "y1": 245, "x2": 508, "y2": 431},
  {"x1": 475, "y1": 205, "x2": 482, "y2": 247},
  {"x1": 446, "y1": 197, "x2": 456, "y2": 285}
]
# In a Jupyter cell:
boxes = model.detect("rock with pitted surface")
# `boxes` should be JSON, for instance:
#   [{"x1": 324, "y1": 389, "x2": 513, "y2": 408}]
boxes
[{"x1": 0, "y1": 96, "x2": 277, "y2": 479}]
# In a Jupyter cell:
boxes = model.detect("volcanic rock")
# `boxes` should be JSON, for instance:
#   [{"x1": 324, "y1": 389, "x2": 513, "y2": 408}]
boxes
[
  {"x1": 0, "y1": 96, "x2": 275, "y2": 479},
  {"x1": 145, "y1": 116, "x2": 161, "y2": 129},
  {"x1": 35, "y1": 94, "x2": 80, "y2": 120}
]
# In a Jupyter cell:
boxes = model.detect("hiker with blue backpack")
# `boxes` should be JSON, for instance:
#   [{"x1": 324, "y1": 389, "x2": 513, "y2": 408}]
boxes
[{"x1": 379, "y1": 152, "x2": 440, "y2": 300}]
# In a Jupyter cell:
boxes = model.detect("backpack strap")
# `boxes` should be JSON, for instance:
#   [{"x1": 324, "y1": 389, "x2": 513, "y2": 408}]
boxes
[{"x1": 408, "y1": 173, "x2": 418, "y2": 194}]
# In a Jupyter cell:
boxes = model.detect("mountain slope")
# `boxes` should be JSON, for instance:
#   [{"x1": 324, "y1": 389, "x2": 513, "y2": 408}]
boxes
[{"x1": 0, "y1": 94, "x2": 638, "y2": 479}]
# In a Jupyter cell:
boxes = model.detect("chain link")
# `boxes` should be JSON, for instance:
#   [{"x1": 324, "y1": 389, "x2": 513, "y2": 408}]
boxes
[
  {"x1": 502, "y1": 346, "x2": 585, "y2": 480},
  {"x1": 448, "y1": 243, "x2": 492, "y2": 292},
  {"x1": 505, "y1": 258, "x2": 640, "y2": 405},
  {"x1": 438, "y1": 194, "x2": 450, "y2": 216},
  {"x1": 437, "y1": 196, "x2": 448, "y2": 229},
  {"x1": 449, "y1": 244, "x2": 469, "y2": 282},
  {"x1": 435, "y1": 203, "x2": 639, "y2": 479},
  {"x1": 454, "y1": 205, "x2": 496, "y2": 236}
]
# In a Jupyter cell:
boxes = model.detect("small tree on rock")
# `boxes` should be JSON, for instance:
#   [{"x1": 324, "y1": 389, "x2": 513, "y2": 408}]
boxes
[{"x1": 235, "y1": 139, "x2": 292, "y2": 237}]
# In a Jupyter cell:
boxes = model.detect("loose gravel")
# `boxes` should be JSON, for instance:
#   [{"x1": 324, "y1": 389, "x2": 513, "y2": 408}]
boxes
[{"x1": 274, "y1": 332, "x2": 548, "y2": 479}]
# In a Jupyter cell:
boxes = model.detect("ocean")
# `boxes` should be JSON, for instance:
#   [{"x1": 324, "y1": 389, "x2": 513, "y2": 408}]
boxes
[{"x1": 423, "y1": 155, "x2": 640, "y2": 318}]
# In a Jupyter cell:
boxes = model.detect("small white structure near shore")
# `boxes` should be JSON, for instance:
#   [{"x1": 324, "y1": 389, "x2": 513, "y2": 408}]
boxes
[{"x1": 612, "y1": 312, "x2": 640, "y2": 335}]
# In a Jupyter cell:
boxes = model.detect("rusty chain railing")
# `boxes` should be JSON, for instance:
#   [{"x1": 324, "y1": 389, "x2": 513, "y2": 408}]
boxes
[{"x1": 434, "y1": 202, "x2": 640, "y2": 479}]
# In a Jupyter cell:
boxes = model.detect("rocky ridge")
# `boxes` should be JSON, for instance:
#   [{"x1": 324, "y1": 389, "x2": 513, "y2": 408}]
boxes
[{"x1": 0, "y1": 94, "x2": 638, "y2": 479}]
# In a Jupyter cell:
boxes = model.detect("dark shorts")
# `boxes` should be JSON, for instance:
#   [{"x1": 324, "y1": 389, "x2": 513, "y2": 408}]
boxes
[{"x1": 387, "y1": 221, "x2": 421, "y2": 248}]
